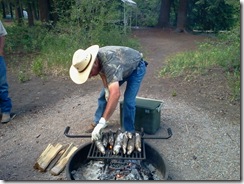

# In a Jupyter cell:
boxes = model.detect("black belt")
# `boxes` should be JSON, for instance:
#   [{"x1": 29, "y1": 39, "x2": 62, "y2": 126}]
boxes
[{"x1": 142, "y1": 59, "x2": 148, "y2": 67}]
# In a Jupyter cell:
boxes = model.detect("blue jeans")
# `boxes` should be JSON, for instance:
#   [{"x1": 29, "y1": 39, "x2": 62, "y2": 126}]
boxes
[
  {"x1": 0, "y1": 57, "x2": 12, "y2": 113},
  {"x1": 94, "y1": 60, "x2": 147, "y2": 132}
]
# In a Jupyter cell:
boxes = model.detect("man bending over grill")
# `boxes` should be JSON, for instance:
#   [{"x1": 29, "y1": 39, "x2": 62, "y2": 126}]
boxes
[{"x1": 69, "y1": 45, "x2": 147, "y2": 141}]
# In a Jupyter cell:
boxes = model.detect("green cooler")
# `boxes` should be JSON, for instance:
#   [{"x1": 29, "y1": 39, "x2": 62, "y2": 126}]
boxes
[{"x1": 120, "y1": 97, "x2": 163, "y2": 134}]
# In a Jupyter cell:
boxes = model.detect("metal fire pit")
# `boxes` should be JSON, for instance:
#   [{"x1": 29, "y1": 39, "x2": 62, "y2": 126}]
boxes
[
  {"x1": 66, "y1": 142, "x2": 169, "y2": 180},
  {"x1": 64, "y1": 126, "x2": 172, "y2": 161}
]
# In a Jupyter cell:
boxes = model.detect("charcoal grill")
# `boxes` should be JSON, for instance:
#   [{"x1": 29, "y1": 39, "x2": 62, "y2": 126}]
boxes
[
  {"x1": 66, "y1": 142, "x2": 169, "y2": 180},
  {"x1": 87, "y1": 133, "x2": 146, "y2": 160},
  {"x1": 64, "y1": 126, "x2": 172, "y2": 161}
]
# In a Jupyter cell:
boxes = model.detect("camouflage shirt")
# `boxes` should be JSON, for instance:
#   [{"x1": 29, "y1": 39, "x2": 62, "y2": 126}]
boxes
[{"x1": 97, "y1": 46, "x2": 142, "y2": 84}]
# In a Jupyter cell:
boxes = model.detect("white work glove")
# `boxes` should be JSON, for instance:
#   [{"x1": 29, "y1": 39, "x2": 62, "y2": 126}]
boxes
[
  {"x1": 105, "y1": 88, "x2": 109, "y2": 101},
  {"x1": 91, "y1": 117, "x2": 107, "y2": 141}
]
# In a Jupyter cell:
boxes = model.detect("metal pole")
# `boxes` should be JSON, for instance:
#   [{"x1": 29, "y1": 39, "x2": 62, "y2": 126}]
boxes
[{"x1": 124, "y1": 1, "x2": 126, "y2": 34}]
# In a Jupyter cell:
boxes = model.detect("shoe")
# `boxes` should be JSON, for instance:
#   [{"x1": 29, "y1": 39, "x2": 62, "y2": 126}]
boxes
[{"x1": 1, "y1": 113, "x2": 11, "y2": 124}]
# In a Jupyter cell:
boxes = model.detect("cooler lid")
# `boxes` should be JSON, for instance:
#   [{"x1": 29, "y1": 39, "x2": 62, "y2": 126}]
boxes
[{"x1": 135, "y1": 97, "x2": 163, "y2": 110}]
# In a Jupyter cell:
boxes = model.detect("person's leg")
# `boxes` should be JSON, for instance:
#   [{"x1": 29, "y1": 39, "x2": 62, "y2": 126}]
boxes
[
  {"x1": 122, "y1": 60, "x2": 146, "y2": 132},
  {"x1": 0, "y1": 57, "x2": 12, "y2": 123}
]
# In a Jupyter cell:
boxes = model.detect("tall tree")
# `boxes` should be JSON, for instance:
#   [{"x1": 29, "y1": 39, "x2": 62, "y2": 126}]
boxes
[
  {"x1": 10, "y1": 2, "x2": 14, "y2": 19},
  {"x1": 15, "y1": 0, "x2": 23, "y2": 24},
  {"x1": 32, "y1": 1, "x2": 39, "y2": 20},
  {"x1": 27, "y1": 2, "x2": 34, "y2": 26},
  {"x1": 38, "y1": 0, "x2": 50, "y2": 22},
  {"x1": 175, "y1": 0, "x2": 188, "y2": 32},
  {"x1": 1, "y1": 1, "x2": 6, "y2": 19},
  {"x1": 157, "y1": 0, "x2": 172, "y2": 27}
]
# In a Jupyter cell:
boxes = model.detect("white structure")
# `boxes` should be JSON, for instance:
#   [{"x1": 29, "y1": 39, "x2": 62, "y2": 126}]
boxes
[
  {"x1": 121, "y1": 0, "x2": 137, "y2": 6},
  {"x1": 121, "y1": 0, "x2": 137, "y2": 33},
  {"x1": 23, "y1": 10, "x2": 28, "y2": 19}
]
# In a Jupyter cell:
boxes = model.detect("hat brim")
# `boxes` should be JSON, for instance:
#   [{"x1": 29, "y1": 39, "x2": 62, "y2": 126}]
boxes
[{"x1": 69, "y1": 45, "x2": 99, "y2": 84}]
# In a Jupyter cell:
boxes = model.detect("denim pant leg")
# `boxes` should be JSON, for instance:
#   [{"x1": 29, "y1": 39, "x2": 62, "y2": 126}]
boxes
[
  {"x1": 122, "y1": 60, "x2": 146, "y2": 132},
  {"x1": 0, "y1": 57, "x2": 12, "y2": 113},
  {"x1": 94, "y1": 88, "x2": 107, "y2": 124}
]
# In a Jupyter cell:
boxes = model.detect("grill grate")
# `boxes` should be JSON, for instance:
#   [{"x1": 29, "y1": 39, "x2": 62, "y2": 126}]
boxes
[{"x1": 87, "y1": 137, "x2": 146, "y2": 160}]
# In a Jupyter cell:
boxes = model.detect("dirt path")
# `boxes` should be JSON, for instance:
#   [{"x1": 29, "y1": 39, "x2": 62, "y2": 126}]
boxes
[{"x1": 0, "y1": 28, "x2": 240, "y2": 180}]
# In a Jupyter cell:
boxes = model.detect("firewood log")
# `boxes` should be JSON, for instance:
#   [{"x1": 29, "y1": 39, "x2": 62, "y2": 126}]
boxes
[
  {"x1": 50, "y1": 143, "x2": 77, "y2": 176},
  {"x1": 34, "y1": 143, "x2": 63, "y2": 172}
]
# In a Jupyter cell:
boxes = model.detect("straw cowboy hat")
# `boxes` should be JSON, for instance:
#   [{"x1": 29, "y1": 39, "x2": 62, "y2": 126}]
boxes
[{"x1": 69, "y1": 45, "x2": 99, "y2": 84}]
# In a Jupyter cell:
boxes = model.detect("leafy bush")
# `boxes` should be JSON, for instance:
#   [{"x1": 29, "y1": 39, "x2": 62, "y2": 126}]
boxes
[
  {"x1": 133, "y1": 0, "x2": 161, "y2": 27},
  {"x1": 4, "y1": 0, "x2": 140, "y2": 77},
  {"x1": 188, "y1": 0, "x2": 236, "y2": 32},
  {"x1": 5, "y1": 23, "x2": 48, "y2": 53},
  {"x1": 216, "y1": 26, "x2": 240, "y2": 72},
  {"x1": 160, "y1": 26, "x2": 240, "y2": 100}
]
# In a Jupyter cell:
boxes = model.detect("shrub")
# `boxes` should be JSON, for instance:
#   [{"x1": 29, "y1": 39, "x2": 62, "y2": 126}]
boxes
[{"x1": 160, "y1": 26, "x2": 240, "y2": 100}]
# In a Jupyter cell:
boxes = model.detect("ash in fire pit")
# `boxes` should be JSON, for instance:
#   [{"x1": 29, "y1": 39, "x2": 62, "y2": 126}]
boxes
[{"x1": 71, "y1": 159, "x2": 164, "y2": 180}]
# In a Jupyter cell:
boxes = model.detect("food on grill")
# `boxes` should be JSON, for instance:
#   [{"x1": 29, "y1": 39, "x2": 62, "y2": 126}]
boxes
[
  {"x1": 135, "y1": 132, "x2": 141, "y2": 152},
  {"x1": 113, "y1": 130, "x2": 124, "y2": 155},
  {"x1": 95, "y1": 140, "x2": 106, "y2": 155},
  {"x1": 91, "y1": 129, "x2": 144, "y2": 157},
  {"x1": 108, "y1": 130, "x2": 115, "y2": 148},
  {"x1": 127, "y1": 132, "x2": 133, "y2": 139},
  {"x1": 127, "y1": 134, "x2": 135, "y2": 155},
  {"x1": 122, "y1": 132, "x2": 129, "y2": 154},
  {"x1": 115, "y1": 128, "x2": 122, "y2": 137},
  {"x1": 102, "y1": 133, "x2": 108, "y2": 148}
]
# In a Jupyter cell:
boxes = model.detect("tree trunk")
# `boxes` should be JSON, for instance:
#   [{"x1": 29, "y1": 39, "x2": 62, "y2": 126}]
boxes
[
  {"x1": 32, "y1": 1, "x2": 39, "y2": 20},
  {"x1": 10, "y1": 3, "x2": 14, "y2": 19},
  {"x1": 27, "y1": 2, "x2": 34, "y2": 26},
  {"x1": 1, "y1": 2, "x2": 6, "y2": 19},
  {"x1": 175, "y1": 0, "x2": 188, "y2": 33},
  {"x1": 157, "y1": 0, "x2": 172, "y2": 28},
  {"x1": 15, "y1": 0, "x2": 23, "y2": 24},
  {"x1": 38, "y1": 0, "x2": 50, "y2": 22}
]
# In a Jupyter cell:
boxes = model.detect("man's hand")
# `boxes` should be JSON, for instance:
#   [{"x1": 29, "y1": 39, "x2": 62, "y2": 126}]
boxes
[
  {"x1": 104, "y1": 88, "x2": 109, "y2": 101},
  {"x1": 91, "y1": 117, "x2": 107, "y2": 141}
]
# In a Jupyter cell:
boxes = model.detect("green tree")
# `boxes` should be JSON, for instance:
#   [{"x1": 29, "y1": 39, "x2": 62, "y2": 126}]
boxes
[
  {"x1": 38, "y1": 0, "x2": 50, "y2": 22},
  {"x1": 187, "y1": 0, "x2": 236, "y2": 31},
  {"x1": 175, "y1": 0, "x2": 188, "y2": 32},
  {"x1": 157, "y1": 0, "x2": 172, "y2": 27},
  {"x1": 135, "y1": 0, "x2": 161, "y2": 27},
  {"x1": 136, "y1": 0, "x2": 238, "y2": 32}
]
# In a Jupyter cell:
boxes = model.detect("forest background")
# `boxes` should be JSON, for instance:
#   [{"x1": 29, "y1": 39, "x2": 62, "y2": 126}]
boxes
[
  {"x1": 0, "y1": 0, "x2": 241, "y2": 180},
  {"x1": 0, "y1": 0, "x2": 240, "y2": 100}
]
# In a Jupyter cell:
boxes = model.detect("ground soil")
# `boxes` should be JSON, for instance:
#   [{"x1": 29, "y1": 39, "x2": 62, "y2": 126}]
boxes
[{"x1": 0, "y1": 28, "x2": 240, "y2": 181}]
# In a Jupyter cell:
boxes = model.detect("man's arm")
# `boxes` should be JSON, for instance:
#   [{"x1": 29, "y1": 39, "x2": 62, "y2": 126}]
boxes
[
  {"x1": 0, "y1": 21, "x2": 7, "y2": 56},
  {"x1": 99, "y1": 73, "x2": 108, "y2": 88},
  {"x1": 102, "y1": 81, "x2": 120, "y2": 121},
  {"x1": 0, "y1": 35, "x2": 5, "y2": 56},
  {"x1": 91, "y1": 81, "x2": 120, "y2": 141}
]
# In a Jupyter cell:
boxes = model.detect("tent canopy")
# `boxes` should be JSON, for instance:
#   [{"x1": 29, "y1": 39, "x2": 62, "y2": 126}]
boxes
[{"x1": 121, "y1": 0, "x2": 137, "y2": 7}]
